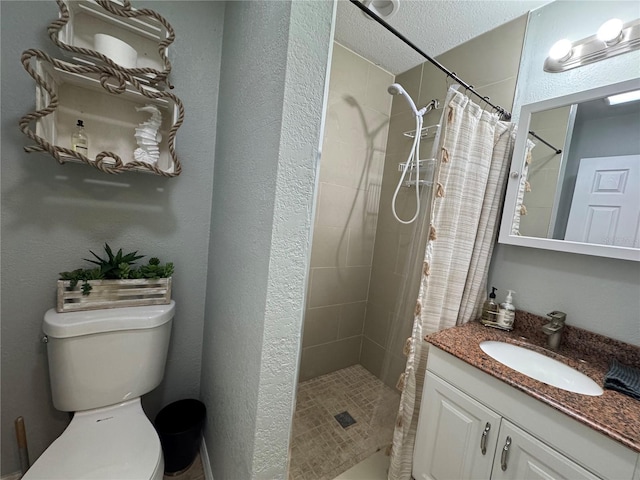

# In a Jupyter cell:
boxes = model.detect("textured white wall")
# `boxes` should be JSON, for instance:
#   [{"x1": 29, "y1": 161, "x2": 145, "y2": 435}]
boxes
[
  {"x1": 491, "y1": 1, "x2": 640, "y2": 345},
  {"x1": 0, "y1": 1, "x2": 223, "y2": 475},
  {"x1": 200, "y1": 1, "x2": 335, "y2": 479}
]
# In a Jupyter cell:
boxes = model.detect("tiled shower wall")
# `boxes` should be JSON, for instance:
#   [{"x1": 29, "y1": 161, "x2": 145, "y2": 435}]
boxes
[
  {"x1": 299, "y1": 43, "x2": 394, "y2": 380},
  {"x1": 363, "y1": 15, "x2": 529, "y2": 388}
]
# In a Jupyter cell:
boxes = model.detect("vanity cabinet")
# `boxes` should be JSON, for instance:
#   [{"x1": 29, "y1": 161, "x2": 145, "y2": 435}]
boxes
[
  {"x1": 414, "y1": 372, "x2": 598, "y2": 480},
  {"x1": 413, "y1": 347, "x2": 639, "y2": 480},
  {"x1": 491, "y1": 420, "x2": 598, "y2": 480},
  {"x1": 413, "y1": 373, "x2": 500, "y2": 479}
]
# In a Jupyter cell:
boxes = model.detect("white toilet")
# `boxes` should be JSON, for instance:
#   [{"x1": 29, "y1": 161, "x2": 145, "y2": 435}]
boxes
[{"x1": 23, "y1": 301, "x2": 175, "y2": 480}]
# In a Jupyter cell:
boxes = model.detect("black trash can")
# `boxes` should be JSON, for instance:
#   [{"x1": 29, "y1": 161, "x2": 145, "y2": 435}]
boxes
[{"x1": 155, "y1": 399, "x2": 206, "y2": 474}]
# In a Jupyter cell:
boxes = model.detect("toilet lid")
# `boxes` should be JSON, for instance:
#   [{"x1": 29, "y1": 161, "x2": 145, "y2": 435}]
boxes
[{"x1": 23, "y1": 400, "x2": 161, "y2": 480}]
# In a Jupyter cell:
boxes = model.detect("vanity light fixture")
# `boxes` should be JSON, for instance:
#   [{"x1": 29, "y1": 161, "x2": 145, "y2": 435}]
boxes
[
  {"x1": 606, "y1": 89, "x2": 640, "y2": 105},
  {"x1": 544, "y1": 17, "x2": 640, "y2": 73}
]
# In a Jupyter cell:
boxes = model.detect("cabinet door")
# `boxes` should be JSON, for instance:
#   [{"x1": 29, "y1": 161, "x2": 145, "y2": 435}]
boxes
[
  {"x1": 492, "y1": 419, "x2": 600, "y2": 480},
  {"x1": 413, "y1": 372, "x2": 502, "y2": 480}
]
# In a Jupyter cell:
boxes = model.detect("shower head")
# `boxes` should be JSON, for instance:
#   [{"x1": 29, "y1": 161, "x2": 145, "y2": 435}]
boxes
[
  {"x1": 387, "y1": 83, "x2": 404, "y2": 96},
  {"x1": 387, "y1": 83, "x2": 420, "y2": 117}
]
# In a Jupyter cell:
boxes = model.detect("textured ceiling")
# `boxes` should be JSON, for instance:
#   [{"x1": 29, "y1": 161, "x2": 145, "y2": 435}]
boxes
[{"x1": 334, "y1": 0, "x2": 551, "y2": 75}]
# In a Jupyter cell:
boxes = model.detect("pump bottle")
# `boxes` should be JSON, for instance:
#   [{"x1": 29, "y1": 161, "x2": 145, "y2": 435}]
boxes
[
  {"x1": 498, "y1": 290, "x2": 516, "y2": 330},
  {"x1": 481, "y1": 287, "x2": 499, "y2": 325}
]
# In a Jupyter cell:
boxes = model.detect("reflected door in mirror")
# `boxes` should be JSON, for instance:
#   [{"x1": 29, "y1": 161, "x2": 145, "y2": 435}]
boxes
[{"x1": 565, "y1": 155, "x2": 640, "y2": 248}]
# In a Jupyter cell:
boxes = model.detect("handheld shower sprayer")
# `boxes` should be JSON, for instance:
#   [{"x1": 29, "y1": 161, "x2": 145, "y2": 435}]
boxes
[
  {"x1": 386, "y1": 83, "x2": 403, "y2": 95},
  {"x1": 388, "y1": 82, "x2": 426, "y2": 224},
  {"x1": 387, "y1": 83, "x2": 420, "y2": 117}
]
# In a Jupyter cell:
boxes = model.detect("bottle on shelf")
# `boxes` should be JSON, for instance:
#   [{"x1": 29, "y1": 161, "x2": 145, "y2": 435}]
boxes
[{"x1": 71, "y1": 119, "x2": 88, "y2": 156}]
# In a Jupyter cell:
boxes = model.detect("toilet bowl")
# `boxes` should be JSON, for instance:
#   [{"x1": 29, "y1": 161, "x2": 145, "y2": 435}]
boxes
[
  {"x1": 23, "y1": 301, "x2": 175, "y2": 480},
  {"x1": 23, "y1": 399, "x2": 163, "y2": 480}
]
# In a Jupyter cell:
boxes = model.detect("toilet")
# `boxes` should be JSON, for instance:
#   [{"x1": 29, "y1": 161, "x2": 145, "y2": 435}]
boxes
[{"x1": 23, "y1": 301, "x2": 175, "y2": 480}]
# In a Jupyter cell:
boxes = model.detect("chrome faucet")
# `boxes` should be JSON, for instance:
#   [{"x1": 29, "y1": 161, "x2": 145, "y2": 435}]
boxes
[{"x1": 542, "y1": 311, "x2": 566, "y2": 350}]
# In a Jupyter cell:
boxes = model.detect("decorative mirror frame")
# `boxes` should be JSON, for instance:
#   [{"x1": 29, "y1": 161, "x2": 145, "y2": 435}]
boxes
[{"x1": 498, "y1": 77, "x2": 640, "y2": 262}]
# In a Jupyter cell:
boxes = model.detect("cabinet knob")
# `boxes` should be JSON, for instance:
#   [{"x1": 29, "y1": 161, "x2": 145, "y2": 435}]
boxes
[
  {"x1": 501, "y1": 436, "x2": 512, "y2": 471},
  {"x1": 510, "y1": 171, "x2": 520, "y2": 179},
  {"x1": 480, "y1": 422, "x2": 491, "y2": 455}
]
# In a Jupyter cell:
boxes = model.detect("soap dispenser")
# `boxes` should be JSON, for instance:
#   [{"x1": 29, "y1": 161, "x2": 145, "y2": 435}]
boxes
[
  {"x1": 481, "y1": 287, "x2": 499, "y2": 326},
  {"x1": 497, "y1": 290, "x2": 516, "y2": 330}
]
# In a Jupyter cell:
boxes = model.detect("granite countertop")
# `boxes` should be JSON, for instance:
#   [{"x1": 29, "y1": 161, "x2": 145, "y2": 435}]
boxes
[{"x1": 425, "y1": 311, "x2": 640, "y2": 453}]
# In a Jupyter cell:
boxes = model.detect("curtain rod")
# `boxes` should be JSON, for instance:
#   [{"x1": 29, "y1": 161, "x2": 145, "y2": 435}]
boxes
[
  {"x1": 348, "y1": 0, "x2": 564, "y2": 155},
  {"x1": 528, "y1": 131, "x2": 562, "y2": 154},
  {"x1": 348, "y1": 0, "x2": 511, "y2": 120}
]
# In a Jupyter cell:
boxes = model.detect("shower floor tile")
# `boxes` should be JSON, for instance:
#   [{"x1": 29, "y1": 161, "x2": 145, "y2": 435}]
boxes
[{"x1": 288, "y1": 364, "x2": 400, "y2": 480}]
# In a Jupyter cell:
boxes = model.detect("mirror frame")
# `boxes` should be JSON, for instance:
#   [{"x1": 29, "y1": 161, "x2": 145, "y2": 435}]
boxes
[{"x1": 499, "y1": 77, "x2": 640, "y2": 262}]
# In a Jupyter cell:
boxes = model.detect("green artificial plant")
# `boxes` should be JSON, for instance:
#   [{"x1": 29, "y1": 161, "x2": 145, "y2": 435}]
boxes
[{"x1": 59, "y1": 243, "x2": 174, "y2": 295}]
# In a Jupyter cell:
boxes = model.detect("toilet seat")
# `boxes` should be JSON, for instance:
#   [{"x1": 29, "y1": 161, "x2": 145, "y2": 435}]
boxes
[{"x1": 23, "y1": 398, "x2": 163, "y2": 480}]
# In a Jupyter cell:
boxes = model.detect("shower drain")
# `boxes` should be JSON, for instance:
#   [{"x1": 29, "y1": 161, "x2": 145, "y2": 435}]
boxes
[{"x1": 334, "y1": 411, "x2": 356, "y2": 428}]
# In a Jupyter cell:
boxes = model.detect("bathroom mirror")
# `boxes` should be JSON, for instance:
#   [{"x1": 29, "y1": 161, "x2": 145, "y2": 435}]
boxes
[{"x1": 499, "y1": 77, "x2": 640, "y2": 261}]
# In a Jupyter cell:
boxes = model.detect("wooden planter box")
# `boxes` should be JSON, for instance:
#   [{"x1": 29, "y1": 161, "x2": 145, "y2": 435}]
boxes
[{"x1": 57, "y1": 277, "x2": 172, "y2": 313}]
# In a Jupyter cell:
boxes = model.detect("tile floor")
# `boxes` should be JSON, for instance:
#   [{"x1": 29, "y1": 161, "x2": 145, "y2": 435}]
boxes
[
  {"x1": 166, "y1": 365, "x2": 399, "y2": 480},
  {"x1": 163, "y1": 451, "x2": 205, "y2": 480},
  {"x1": 333, "y1": 450, "x2": 390, "y2": 480},
  {"x1": 288, "y1": 364, "x2": 401, "y2": 480}
]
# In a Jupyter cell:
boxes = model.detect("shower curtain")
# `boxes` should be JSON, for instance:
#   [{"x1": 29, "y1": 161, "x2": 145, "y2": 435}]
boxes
[
  {"x1": 388, "y1": 88, "x2": 515, "y2": 480},
  {"x1": 510, "y1": 138, "x2": 536, "y2": 236}
]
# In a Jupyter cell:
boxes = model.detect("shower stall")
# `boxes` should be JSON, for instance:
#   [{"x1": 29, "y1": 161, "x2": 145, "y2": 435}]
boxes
[
  {"x1": 288, "y1": 2, "x2": 529, "y2": 476},
  {"x1": 288, "y1": 39, "x2": 442, "y2": 479}
]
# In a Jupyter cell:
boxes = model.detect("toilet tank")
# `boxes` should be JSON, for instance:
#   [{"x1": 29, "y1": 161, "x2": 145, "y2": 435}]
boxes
[{"x1": 43, "y1": 301, "x2": 175, "y2": 412}]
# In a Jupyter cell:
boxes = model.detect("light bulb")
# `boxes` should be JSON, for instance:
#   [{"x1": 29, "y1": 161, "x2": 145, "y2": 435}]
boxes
[
  {"x1": 548, "y1": 39, "x2": 573, "y2": 61},
  {"x1": 607, "y1": 90, "x2": 640, "y2": 105},
  {"x1": 597, "y1": 18, "x2": 624, "y2": 45}
]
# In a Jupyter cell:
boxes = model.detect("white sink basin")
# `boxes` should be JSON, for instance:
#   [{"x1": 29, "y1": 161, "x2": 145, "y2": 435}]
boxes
[{"x1": 479, "y1": 341, "x2": 603, "y2": 396}]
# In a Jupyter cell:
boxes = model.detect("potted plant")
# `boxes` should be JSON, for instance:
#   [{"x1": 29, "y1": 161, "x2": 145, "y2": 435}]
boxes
[{"x1": 57, "y1": 243, "x2": 173, "y2": 312}]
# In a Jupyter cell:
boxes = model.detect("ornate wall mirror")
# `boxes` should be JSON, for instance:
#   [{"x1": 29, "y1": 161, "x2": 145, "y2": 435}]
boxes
[{"x1": 499, "y1": 77, "x2": 640, "y2": 261}]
